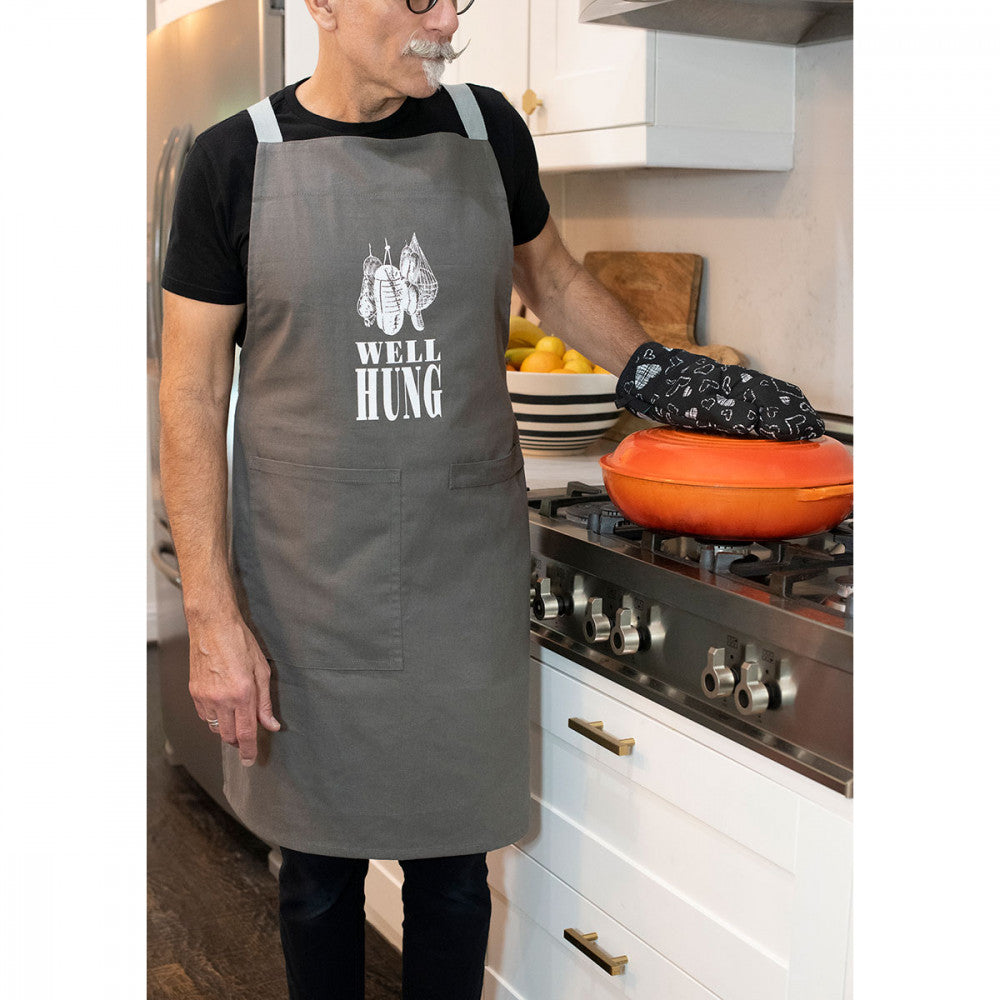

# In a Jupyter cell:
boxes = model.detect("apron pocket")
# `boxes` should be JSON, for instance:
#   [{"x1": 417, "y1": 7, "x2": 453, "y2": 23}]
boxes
[
  {"x1": 247, "y1": 456, "x2": 402, "y2": 671},
  {"x1": 448, "y1": 445, "x2": 524, "y2": 489}
]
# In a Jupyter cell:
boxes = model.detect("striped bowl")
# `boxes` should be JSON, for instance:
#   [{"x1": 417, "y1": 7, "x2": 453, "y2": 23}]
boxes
[{"x1": 506, "y1": 370, "x2": 621, "y2": 456}]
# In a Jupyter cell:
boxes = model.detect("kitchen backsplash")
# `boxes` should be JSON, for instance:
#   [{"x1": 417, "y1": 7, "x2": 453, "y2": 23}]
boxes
[{"x1": 536, "y1": 40, "x2": 852, "y2": 416}]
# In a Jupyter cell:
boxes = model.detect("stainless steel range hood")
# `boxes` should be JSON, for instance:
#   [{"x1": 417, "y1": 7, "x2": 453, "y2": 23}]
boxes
[{"x1": 579, "y1": 0, "x2": 853, "y2": 46}]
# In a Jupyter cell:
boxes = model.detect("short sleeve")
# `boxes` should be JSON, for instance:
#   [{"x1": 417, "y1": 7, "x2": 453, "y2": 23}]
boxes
[
  {"x1": 507, "y1": 108, "x2": 550, "y2": 246},
  {"x1": 469, "y1": 85, "x2": 550, "y2": 247},
  {"x1": 161, "y1": 138, "x2": 248, "y2": 305}
]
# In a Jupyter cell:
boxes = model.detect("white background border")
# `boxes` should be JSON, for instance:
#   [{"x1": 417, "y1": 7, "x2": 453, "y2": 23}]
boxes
[{"x1": 1, "y1": 3, "x2": 997, "y2": 997}]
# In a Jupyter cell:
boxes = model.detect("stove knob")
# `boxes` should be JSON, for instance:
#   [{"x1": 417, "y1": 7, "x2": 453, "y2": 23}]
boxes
[
  {"x1": 734, "y1": 659, "x2": 775, "y2": 715},
  {"x1": 532, "y1": 577, "x2": 572, "y2": 620},
  {"x1": 701, "y1": 646, "x2": 738, "y2": 699},
  {"x1": 610, "y1": 607, "x2": 648, "y2": 655},
  {"x1": 836, "y1": 575, "x2": 854, "y2": 619},
  {"x1": 584, "y1": 597, "x2": 612, "y2": 643}
]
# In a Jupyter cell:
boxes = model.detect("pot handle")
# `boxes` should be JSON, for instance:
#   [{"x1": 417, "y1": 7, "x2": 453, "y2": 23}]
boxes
[{"x1": 796, "y1": 483, "x2": 854, "y2": 502}]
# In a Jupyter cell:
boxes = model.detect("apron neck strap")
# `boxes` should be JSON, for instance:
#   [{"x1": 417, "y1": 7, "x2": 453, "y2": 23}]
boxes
[
  {"x1": 443, "y1": 84, "x2": 488, "y2": 141},
  {"x1": 248, "y1": 97, "x2": 283, "y2": 143},
  {"x1": 248, "y1": 86, "x2": 487, "y2": 144}
]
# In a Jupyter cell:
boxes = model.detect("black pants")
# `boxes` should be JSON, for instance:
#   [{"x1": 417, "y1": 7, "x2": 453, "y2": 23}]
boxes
[{"x1": 278, "y1": 847, "x2": 492, "y2": 1000}]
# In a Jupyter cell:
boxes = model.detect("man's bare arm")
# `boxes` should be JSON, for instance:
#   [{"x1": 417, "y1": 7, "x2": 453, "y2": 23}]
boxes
[
  {"x1": 512, "y1": 216, "x2": 648, "y2": 375},
  {"x1": 159, "y1": 291, "x2": 280, "y2": 765}
]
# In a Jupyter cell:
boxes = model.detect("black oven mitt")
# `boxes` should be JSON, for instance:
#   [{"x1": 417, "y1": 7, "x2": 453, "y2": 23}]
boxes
[{"x1": 616, "y1": 342, "x2": 825, "y2": 441}]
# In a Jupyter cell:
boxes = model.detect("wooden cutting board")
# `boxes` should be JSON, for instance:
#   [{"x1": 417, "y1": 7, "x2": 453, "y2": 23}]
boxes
[
  {"x1": 583, "y1": 251, "x2": 743, "y2": 365},
  {"x1": 582, "y1": 251, "x2": 744, "y2": 441}
]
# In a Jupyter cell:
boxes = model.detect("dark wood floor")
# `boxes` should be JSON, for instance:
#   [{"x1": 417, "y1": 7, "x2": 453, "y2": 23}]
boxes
[{"x1": 147, "y1": 644, "x2": 404, "y2": 999}]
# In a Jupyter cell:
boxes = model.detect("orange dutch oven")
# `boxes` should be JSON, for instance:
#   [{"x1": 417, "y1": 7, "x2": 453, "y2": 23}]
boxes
[{"x1": 599, "y1": 427, "x2": 853, "y2": 540}]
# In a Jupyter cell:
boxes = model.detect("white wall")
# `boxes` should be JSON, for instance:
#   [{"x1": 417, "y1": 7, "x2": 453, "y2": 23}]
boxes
[{"x1": 542, "y1": 40, "x2": 853, "y2": 415}]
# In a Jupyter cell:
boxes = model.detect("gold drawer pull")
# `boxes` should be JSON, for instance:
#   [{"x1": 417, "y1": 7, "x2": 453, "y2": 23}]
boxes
[
  {"x1": 522, "y1": 88, "x2": 544, "y2": 116},
  {"x1": 568, "y1": 717, "x2": 635, "y2": 756},
  {"x1": 563, "y1": 928, "x2": 629, "y2": 976}
]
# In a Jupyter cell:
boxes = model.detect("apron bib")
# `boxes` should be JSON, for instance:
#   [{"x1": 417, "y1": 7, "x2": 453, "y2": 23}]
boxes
[{"x1": 223, "y1": 85, "x2": 531, "y2": 859}]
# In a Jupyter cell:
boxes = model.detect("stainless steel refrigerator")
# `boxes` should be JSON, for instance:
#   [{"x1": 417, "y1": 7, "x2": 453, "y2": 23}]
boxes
[{"x1": 148, "y1": 0, "x2": 284, "y2": 815}]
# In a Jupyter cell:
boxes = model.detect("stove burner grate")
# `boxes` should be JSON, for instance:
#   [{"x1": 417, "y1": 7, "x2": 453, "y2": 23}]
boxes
[
  {"x1": 533, "y1": 481, "x2": 608, "y2": 518},
  {"x1": 529, "y1": 483, "x2": 854, "y2": 614},
  {"x1": 726, "y1": 544, "x2": 854, "y2": 599},
  {"x1": 556, "y1": 500, "x2": 646, "y2": 539}
]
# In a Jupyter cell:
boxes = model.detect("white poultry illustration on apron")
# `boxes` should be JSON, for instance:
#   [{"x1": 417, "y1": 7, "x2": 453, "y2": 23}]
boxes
[{"x1": 357, "y1": 234, "x2": 439, "y2": 335}]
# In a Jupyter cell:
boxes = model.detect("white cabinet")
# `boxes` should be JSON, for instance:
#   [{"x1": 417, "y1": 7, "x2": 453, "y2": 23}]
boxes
[
  {"x1": 444, "y1": 0, "x2": 648, "y2": 135},
  {"x1": 363, "y1": 644, "x2": 853, "y2": 1000},
  {"x1": 490, "y1": 646, "x2": 852, "y2": 1000},
  {"x1": 282, "y1": 0, "x2": 794, "y2": 170},
  {"x1": 485, "y1": 847, "x2": 719, "y2": 1000},
  {"x1": 442, "y1": 0, "x2": 531, "y2": 118},
  {"x1": 444, "y1": 0, "x2": 795, "y2": 171},
  {"x1": 526, "y1": 0, "x2": 654, "y2": 135}
]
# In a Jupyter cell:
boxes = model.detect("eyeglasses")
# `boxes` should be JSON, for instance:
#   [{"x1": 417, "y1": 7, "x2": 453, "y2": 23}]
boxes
[{"x1": 406, "y1": 1, "x2": 476, "y2": 14}]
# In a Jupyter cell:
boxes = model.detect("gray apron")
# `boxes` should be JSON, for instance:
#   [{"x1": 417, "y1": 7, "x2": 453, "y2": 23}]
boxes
[{"x1": 223, "y1": 85, "x2": 531, "y2": 859}]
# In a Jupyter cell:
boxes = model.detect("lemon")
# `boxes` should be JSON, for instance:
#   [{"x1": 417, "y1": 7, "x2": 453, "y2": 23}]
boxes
[
  {"x1": 520, "y1": 350, "x2": 564, "y2": 373},
  {"x1": 562, "y1": 357, "x2": 593, "y2": 374},
  {"x1": 562, "y1": 349, "x2": 592, "y2": 366},
  {"x1": 534, "y1": 335, "x2": 565, "y2": 357},
  {"x1": 593, "y1": 365, "x2": 614, "y2": 376},
  {"x1": 509, "y1": 316, "x2": 546, "y2": 348}
]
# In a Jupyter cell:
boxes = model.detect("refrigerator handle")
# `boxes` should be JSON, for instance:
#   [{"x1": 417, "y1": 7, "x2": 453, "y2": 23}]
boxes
[
  {"x1": 148, "y1": 127, "x2": 177, "y2": 361},
  {"x1": 151, "y1": 542, "x2": 182, "y2": 590},
  {"x1": 151, "y1": 126, "x2": 193, "y2": 362}
]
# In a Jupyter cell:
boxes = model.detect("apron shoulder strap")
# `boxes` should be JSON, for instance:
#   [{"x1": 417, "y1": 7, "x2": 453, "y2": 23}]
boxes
[
  {"x1": 249, "y1": 88, "x2": 484, "y2": 143},
  {"x1": 247, "y1": 97, "x2": 283, "y2": 143},
  {"x1": 443, "y1": 84, "x2": 488, "y2": 142}
]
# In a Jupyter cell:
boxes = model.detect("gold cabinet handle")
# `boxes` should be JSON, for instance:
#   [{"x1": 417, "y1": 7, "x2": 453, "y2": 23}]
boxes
[
  {"x1": 563, "y1": 928, "x2": 629, "y2": 976},
  {"x1": 567, "y1": 717, "x2": 635, "y2": 756},
  {"x1": 522, "y1": 88, "x2": 543, "y2": 116}
]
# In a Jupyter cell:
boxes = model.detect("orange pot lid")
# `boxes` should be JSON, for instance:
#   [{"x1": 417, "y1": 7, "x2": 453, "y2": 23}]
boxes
[{"x1": 600, "y1": 427, "x2": 853, "y2": 489}]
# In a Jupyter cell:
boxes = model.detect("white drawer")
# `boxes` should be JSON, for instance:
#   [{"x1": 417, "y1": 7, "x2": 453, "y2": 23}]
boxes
[
  {"x1": 516, "y1": 792, "x2": 787, "y2": 1000},
  {"x1": 531, "y1": 655, "x2": 800, "y2": 870},
  {"x1": 523, "y1": 653, "x2": 852, "y2": 1000},
  {"x1": 487, "y1": 844, "x2": 720, "y2": 1000},
  {"x1": 527, "y1": 720, "x2": 796, "y2": 964}
]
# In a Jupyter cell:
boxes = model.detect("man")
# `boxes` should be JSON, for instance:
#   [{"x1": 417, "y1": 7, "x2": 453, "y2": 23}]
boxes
[{"x1": 159, "y1": 2, "x2": 647, "y2": 997}]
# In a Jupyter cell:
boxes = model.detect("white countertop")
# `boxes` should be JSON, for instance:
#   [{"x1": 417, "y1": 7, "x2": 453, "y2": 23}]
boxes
[{"x1": 522, "y1": 438, "x2": 616, "y2": 491}]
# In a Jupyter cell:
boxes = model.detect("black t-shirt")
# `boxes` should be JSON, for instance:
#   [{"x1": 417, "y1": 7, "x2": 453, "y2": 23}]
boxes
[{"x1": 161, "y1": 80, "x2": 550, "y2": 311}]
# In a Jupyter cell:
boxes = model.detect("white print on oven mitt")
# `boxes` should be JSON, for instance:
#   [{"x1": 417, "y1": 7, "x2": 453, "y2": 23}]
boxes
[{"x1": 616, "y1": 342, "x2": 826, "y2": 441}]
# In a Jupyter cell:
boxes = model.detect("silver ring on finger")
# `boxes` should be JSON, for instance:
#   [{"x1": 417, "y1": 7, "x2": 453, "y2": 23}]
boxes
[{"x1": 207, "y1": 718, "x2": 220, "y2": 728}]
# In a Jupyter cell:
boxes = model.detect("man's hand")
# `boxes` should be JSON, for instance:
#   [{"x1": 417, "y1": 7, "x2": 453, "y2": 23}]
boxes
[
  {"x1": 189, "y1": 614, "x2": 281, "y2": 766},
  {"x1": 159, "y1": 291, "x2": 279, "y2": 765}
]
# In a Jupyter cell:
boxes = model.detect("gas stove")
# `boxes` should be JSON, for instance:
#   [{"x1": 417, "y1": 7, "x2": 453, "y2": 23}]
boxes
[{"x1": 527, "y1": 481, "x2": 853, "y2": 796}]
